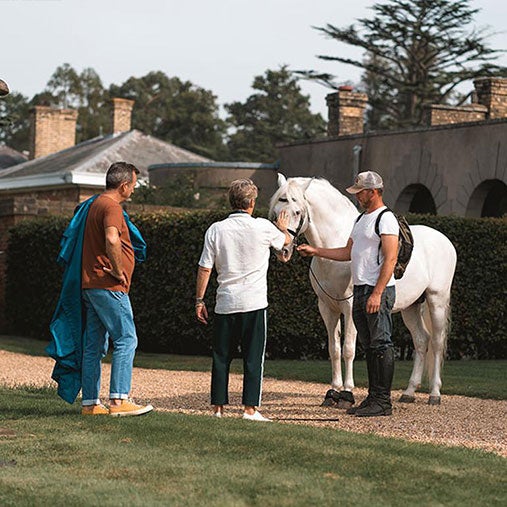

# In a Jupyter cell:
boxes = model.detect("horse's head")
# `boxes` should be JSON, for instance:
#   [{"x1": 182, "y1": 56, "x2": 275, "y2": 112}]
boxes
[{"x1": 269, "y1": 173, "x2": 312, "y2": 262}]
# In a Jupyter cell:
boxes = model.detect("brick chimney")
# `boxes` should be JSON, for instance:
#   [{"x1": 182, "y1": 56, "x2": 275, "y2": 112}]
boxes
[
  {"x1": 111, "y1": 98, "x2": 134, "y2": 134},
  {"x1": 29, "y1": 106, "x2": 78, "y2": 159},
  {"x1": 473, "y1": 77, "x2": 507, "y2": 119},
  {"x1": 326, "y1": 86, "x2": 368, "y2": 137}
]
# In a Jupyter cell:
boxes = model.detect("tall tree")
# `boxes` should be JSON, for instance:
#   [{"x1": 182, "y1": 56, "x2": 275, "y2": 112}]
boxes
[
  {"x1": 0, "y1": 91, "x2": 31, "y2": 153},
  {"x1": 304, "y1": 0, "x2": 507, "y2": 129},
  {"x1": 76, "y1": 68, "x2": 110, "y2": 142},
  {"x1": 45, "y1": 63, "x2": 82, "y2": 109},
  {"x1": 225, "y1": 66, "x2": 326, "y2": 162},
  {"x1": 109, "y1": 71, "x2": 227, "y2": 160},
  {"x1": 42, "y1": 64, "x2": 110, "y2": 142}
]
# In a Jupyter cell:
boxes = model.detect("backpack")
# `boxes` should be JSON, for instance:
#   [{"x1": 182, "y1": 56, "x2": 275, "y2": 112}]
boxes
[{"x1": 355, "y1": 207, "x2": 414, "y2": 279}]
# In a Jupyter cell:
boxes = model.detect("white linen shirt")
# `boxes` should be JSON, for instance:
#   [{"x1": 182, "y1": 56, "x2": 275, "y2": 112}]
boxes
[
  {"x1": 198, "y1": 212, "x2": 286, "y2": 314},
  {"x1": 350, "y1": 206, "x2": 399, "y2": 287}
]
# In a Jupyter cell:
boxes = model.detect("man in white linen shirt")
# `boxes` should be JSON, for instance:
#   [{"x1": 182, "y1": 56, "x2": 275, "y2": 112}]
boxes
[
  {"x1": 195, "y1": 179, "x2": 291, "y2": 421},
  {"x1": 298, "y1": 171, "x2": 399, "y2": 417}
]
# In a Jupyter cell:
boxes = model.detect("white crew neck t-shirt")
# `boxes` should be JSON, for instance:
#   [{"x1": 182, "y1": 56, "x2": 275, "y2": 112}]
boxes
[
  {"x1": 198, "y1": 212, "x2": 286, "y2": 314},
  {"x1": 350, "y1": 206, "x2": 399, "y2": 287}
]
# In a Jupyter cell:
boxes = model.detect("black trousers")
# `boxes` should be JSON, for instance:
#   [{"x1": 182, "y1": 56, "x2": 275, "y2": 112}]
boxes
[{"x1": 211, "y1": 308, "x2": 267, "y2": 407}]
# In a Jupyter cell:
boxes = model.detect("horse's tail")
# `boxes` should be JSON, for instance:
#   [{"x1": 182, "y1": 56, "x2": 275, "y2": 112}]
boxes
[{"x1": 424, "y1": 299, "x2": 451, "y2": 382}]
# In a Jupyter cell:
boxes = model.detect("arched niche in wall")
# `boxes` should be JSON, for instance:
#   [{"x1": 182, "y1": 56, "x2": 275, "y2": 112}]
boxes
[
  {"x1": 394, "y1": 184, "x2": 436, "y2": 215},
  {"x1": 466, "y1": 179, "x2": 507, "y2": 218}
]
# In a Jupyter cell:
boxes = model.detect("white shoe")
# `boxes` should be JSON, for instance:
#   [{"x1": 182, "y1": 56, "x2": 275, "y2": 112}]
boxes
[
  {"x1": 213, "y1": 411, "x2": 222, "y2": 418},
  {"x1": 242, "y1": 411, "x2": 271, "y2": 422}
]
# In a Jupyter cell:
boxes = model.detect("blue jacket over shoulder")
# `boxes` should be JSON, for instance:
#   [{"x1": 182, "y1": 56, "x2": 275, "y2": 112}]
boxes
[{"x1": 46, "y1": 195, "x2": 147, "y2": 404}]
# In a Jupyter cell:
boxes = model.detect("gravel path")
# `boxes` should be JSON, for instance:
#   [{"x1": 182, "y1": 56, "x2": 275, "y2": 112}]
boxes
[{"x1": 1, "y1": 350, "x2": 505, "y2": 457}]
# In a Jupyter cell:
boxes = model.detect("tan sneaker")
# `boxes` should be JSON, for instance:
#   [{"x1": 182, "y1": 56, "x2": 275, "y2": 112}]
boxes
[
  {"x1": 82, "y1": 404, "x2": 109, "y2": 416},
  {"x1": 109, "y1": 400, "x2": 154, "y2": 417}
]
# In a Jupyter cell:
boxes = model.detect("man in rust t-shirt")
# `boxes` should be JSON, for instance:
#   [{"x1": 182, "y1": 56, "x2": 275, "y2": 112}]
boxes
[
  {"x1": 82, "y1": 194, "x2": 135, "y2": 293},
  {"x1": 80, "y1": 161, "x2": 153, "y2": 417}
]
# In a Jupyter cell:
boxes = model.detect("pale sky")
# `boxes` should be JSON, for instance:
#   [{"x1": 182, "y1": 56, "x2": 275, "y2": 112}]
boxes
[{"x1": 2, "y1": 0, "x2": 507, "y2": 118}]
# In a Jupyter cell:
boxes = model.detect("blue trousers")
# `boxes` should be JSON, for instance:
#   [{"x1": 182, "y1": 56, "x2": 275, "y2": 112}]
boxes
[
  {"x1": 352, "y1": 285, "x2": 395, "y2": 352},
  {"x1": 81, "y1": 289, "x2": 138, "y2": 406}
]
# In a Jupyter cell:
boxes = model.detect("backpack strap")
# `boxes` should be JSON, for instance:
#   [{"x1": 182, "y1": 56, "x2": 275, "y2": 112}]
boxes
[
  {"x1": 355, "y1": 212, "x2": 365, "y2": 224},
  {"x1": 374, "y1": 207, "x2": 395, "y2": 265},
  {"x1": 374, "y1": 207, "x2": 392, "y2": 237}
]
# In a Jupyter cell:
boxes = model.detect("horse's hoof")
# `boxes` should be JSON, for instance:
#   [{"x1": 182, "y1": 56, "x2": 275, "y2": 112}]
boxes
[
  {"x1": 428, "y1": 396, "x2": 441, "y2": 406},
  {"x1": 321, "y1": 389, "x2": 341, "y2": 407},
  {"x1": 398, "y1": 394, "x2": 415, "y2": 403},
  {"x1": 337, "y1": 390, "x2": 355, "y2": 410},
  {"x1": 325, "y1": 389, "x2": 341, "y2": 401}
]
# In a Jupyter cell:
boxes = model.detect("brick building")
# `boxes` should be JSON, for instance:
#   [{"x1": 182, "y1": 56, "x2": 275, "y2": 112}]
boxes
[
  {"x1": 279, "y1": 77, "x2": 507, "y2": 218},
  {"x1": 0, "y1": 98, "x2": 209, "y2": 329}
]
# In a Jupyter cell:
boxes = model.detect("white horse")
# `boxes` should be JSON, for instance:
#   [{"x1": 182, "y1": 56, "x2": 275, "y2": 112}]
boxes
[{"x1": 269, "y1": 174, "x2": 457, "y2": 406}]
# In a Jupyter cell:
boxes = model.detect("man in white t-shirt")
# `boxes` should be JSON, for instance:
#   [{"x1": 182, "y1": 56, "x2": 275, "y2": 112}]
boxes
[
  {"x1": 297, "y1": 171, "x2": 399, "y2": 417},
  {"x1": 195, "y1": 179, "x2": 291, "y2": 421}
]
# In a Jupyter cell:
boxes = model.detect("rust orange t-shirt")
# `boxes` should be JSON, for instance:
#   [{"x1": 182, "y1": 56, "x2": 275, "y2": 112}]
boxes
[{"x1": 81, "y1": 194, "x2": 135, "y2": 293}]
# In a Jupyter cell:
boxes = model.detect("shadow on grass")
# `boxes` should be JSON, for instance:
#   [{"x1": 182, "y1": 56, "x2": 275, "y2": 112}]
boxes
[{"x1": 0, "y1": 386, "x2": 77, "y2": 420}]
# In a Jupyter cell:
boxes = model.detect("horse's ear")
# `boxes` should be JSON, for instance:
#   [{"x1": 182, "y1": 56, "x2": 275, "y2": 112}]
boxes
[{"x1": 277, "y1": 173, "x2": 287, "y2": 187}]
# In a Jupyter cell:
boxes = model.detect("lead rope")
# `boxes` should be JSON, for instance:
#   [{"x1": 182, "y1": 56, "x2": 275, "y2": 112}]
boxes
[{"x1": 308, "y1": 263, "x2": 354, "y2": 302}]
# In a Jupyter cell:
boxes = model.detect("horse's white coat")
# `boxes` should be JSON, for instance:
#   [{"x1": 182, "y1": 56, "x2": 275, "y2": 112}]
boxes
[{"x1": 269, "y1": 175, "x2": 457, "y2": 402}]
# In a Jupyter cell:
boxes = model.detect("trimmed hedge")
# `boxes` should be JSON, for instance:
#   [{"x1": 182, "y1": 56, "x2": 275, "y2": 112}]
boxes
[{"x1": 5, "y1": 211, "x2": 506, "y2": 359}]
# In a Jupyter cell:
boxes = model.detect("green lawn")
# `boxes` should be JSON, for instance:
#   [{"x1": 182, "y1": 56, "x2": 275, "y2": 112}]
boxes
[
  {"x1": 1, "y1": 335, "x2": 505, "y2": 400},
  {"x1": 0, "y1": 386, "x2": 505, "y2": 507}
]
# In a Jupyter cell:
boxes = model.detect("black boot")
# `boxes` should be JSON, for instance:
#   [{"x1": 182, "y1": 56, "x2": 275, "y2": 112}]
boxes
[
  {"x1": 355, "y1": 348, "x2": 394, "y2": 417},
  {"x1": 346, "y1": 350, "x2": 374, "y2": 415}
]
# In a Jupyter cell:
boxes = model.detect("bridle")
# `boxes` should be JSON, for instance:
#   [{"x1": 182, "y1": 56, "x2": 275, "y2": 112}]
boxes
[
  {"x1": 274, "y1": 189, "x2": 353, "y2": 304},
  {"x1": 277, "y1": 197, "x2": 308, "y2": 247}
]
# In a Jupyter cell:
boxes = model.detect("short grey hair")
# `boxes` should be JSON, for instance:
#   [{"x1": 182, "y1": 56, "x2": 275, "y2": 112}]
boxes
[
  {"x1": 106, "y1": 162, "x2": 139, "y2": 190},
  {"x1": 228, "y1": 179, "x2": 258, "y2": 210}
]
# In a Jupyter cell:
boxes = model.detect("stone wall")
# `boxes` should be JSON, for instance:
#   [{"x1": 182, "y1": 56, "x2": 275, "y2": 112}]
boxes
[
  {"x1": 278, "y1": 119, "x2": 507, "y2": 217},
  {"x1": 149, "y1": 163, "x2": 279, "y2": 207}
]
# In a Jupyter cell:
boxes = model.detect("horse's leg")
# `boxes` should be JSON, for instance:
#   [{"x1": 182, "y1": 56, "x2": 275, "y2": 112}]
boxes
[
  {"x1": 425, "y1": 295, "x2": 450, "y2": 405},
  {"x1": 340, "y1": 299, "x2": 356, "y2": 406},
  {"x1": 318, "y1": 299, "x2": 344, "y2": 407},
  {"x1": 399, "y1": 304, "x2": 430, "y2": 403}
]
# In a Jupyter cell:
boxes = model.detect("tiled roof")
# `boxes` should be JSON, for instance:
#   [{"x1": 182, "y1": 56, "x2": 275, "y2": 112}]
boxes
[
  {"x1": 0, "y1": 130, "x2": 210, "y2": 183},
  {"x1": 0, "y1": 145, "x2": 28, "y2": 170}
]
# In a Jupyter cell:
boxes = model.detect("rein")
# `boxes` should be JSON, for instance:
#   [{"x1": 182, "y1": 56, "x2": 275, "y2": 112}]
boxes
[
  {"x1": 280, "y1": 204, "x2": 354, "y2": 303},
  {"x1": 309, "y1": 264, "x2": 354, "y2": 302}
]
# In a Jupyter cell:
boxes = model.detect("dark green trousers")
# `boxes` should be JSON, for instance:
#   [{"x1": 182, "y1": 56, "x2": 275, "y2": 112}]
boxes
[{"x1": 211, "y1": 308, "x2": 267, "y2": 407}]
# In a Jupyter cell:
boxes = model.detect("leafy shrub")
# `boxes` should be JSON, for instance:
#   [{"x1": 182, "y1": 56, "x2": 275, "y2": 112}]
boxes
[
  {"x1": 5, "y1": 212, "x2": 506, "y2": 359},
  {"x1": 5, "y1": 217, "x2": 66, "y2": 340},
  {"x1": 401, "y1": 214, "x2": 506, "y2": 359}
]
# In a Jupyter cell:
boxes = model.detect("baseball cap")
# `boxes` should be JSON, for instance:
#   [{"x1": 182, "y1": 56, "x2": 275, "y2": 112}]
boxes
[{"x1": 346, "y1": 171, "x2": 383, "y2": 194}]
